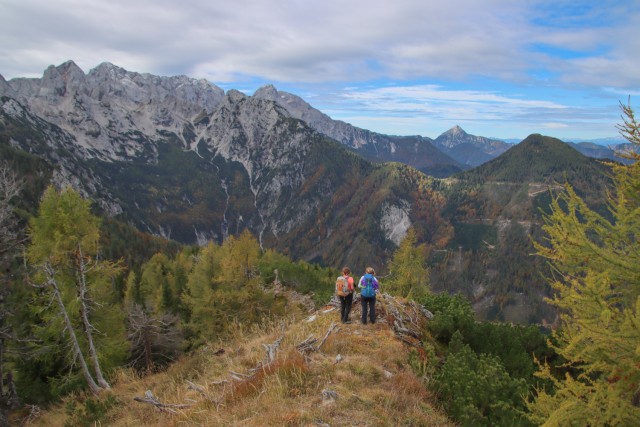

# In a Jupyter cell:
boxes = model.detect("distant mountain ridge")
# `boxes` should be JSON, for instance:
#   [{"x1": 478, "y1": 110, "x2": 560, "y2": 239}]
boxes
[
  {"x1": 434, "y1": 133, "x2": 614, "y2": 324},
  {"x1": 2, "y1": 60, "x2": 225, "y2": 161},
  {"x1": 567, "y1": 141, "x2": 637, "y2": 164},
  {"x1": 253, "y1": 84, "x2": 462, "y2": 177},
  {"x1": 433, "y1": 125, "x2": 512, "y2": 167}
]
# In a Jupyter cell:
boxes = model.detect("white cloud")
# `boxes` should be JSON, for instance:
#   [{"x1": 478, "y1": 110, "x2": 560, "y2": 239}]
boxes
[
  {"x1": 317, "y1": 84, "x2": 620, "y2": 139},
  {"x1": 337, "y1": 85, "x2": 567, "y2": 126},
  {"x1": 542, "y1": 122, "x2": 569, "y2": 129},
  {"x1": 1, "y1": 0, "x2": 637, "y2": 88},
  {"x1": 0, "y1": 0, "x2": 636, "y2": 139}
]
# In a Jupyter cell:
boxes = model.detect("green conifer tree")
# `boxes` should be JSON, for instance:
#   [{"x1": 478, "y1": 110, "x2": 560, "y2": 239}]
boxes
[
  {"x1": 386, "y1": 228, "x2": 430, "y2": 299},
  {"x1": 528, "y1": 101, "x2": 640, "y2": 425},
  {"x1": 27, "y1": 186, "x2": 126, "y2": 394},
  {"x1": 182, "y1": 242, "x2": 220, "y2": 344}
]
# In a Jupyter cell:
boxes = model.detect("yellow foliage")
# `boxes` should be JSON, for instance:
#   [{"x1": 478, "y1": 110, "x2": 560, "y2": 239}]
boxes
[{"x1": 529, "y1": 101, "x2": 640, "y2": 425}]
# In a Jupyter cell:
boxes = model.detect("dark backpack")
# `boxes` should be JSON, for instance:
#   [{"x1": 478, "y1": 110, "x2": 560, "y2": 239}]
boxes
[{"x1": 361, "y1": 274, "x2": 376, "y2": 298}]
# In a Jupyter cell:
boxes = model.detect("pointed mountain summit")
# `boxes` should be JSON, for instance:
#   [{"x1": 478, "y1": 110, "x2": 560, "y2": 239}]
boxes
[
  {"x1": 433, "y1": 125, "x2": 512, "y2": 167},
  {"x1": 436, "y1": 125, "x2": 468, "y2": 146}
]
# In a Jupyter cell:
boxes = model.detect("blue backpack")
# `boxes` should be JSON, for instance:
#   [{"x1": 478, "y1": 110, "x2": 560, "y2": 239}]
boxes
[{"x1": 361, "y1": 274, "x2": 376, "y2": 298}]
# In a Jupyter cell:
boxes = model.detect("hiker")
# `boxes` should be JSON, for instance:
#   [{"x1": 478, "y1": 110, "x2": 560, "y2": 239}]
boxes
[
  {"x1": 335, "y1": 267, "x2": 355, "y2": 323},
  {"x1": 358, "y1": 267, "x2": 379, "y2": 324}
]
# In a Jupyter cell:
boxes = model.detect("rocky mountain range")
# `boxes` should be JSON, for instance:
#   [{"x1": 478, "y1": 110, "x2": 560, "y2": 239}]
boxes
[
  {"x1": 0, "y1": 61, "x2": 619, "y2": 324},
  {"x1": 567, "y1": 140, "x2": 637, "y2": 164},
  {"x1": 0, "y1": 61, "x2": 454, "y2": 269}
]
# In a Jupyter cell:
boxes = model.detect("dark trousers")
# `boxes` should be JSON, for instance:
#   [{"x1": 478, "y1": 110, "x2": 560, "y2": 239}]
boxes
[
  {"x1": 339, "y1": 293, "x2": 353, "y2": 322},
  {"x1": 361, "y1": 296, "x2": 376, "y2": 324}
]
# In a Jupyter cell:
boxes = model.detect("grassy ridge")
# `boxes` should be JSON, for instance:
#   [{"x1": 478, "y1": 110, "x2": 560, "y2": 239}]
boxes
[{"x1": 26, "y1": 298, "x2": 452, "y2": 426}]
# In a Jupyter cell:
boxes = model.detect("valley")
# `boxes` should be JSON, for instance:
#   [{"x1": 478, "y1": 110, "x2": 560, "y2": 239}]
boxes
[{"x1": 0, "y1": 61, "x2": 618, "y2": 325}]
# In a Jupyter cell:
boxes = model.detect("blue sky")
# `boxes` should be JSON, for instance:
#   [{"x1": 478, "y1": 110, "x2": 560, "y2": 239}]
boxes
[{"x1": 1, "y1": 0, "x2": 639, "y2": 141}]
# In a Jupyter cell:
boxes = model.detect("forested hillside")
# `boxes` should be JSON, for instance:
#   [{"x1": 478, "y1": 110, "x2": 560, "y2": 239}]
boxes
[{"x1": 0, "y1": 183, "x2": 557, "y2": 426}]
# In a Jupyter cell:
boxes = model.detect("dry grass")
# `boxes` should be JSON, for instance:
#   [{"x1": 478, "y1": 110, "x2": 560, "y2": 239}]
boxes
[{"x1": 24, "y1": 299, "x2": 453, "y2": 426}]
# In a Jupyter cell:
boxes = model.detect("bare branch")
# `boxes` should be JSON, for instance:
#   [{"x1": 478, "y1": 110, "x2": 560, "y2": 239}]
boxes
[
  {"x1": 296, "y1": 322, "x2": 337, "y2": 356},
  {"x1": 261, "y1": 324, "x2": 285, "y2": 364},
  {"x1": 185, "y1": 380, "x2": 223, "y2": 410},
  {"x1": 133, "y1": 390, "x2": 193, "y2": 413},
  {"x1": 316, "y1": 322, "x2": 337, "y2": 351},
  {"x1": 0, "y1": 162, "x2": 23, "y2": 259}
]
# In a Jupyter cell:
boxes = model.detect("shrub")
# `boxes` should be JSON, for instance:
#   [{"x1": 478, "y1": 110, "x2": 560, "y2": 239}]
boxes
[{"x1": 435, "y1": 332, "x2": 531, "y2": 426}]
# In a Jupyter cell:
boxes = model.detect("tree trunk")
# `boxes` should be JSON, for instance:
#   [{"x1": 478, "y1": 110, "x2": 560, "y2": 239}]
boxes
[
  {"x1": 0, "y1": 337, "x2": 4, "y2": 397},
  {"x1": 48, "y1": 271, "x2": 102, "y2": 395},
  {"x1": 143, "y1": 327, "x2": 153, "y2": 373},
  {"x1": 76, "y1": 247, "x2": 110, "y2": 389}
]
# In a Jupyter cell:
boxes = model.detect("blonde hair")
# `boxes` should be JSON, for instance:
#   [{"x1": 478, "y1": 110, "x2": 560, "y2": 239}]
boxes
[
  {"x1": 342, "y1": 267, "x2": 351, "y2": 276},
  {"x1": 365, "y1": 266, "x2": 375, "y2": 275}
]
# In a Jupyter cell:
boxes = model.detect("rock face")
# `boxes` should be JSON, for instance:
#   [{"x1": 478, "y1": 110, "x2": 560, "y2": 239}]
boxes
[
  {"x1": 5, "y1": 61, "x2": 225, "y2": 161},
  {"x1": 0, "y1": 61, "x2": 450, "y2": 268},
  {"x1": 254, "y1": 84, "x2": 379, "y2": 149},
  {"x1": 380, "y1": 201, "x2": 411, "y2": 246}
]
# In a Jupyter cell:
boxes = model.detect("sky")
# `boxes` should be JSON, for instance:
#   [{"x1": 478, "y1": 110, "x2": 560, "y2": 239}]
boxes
[{"x1": 1, "y1": 0, "x2": 639, "y2": 142}]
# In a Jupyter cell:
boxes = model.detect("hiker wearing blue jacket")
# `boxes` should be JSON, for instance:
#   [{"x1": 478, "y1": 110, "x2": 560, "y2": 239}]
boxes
[{"x1": 358, "y1": 267, "x2": 379, "y2": 324}]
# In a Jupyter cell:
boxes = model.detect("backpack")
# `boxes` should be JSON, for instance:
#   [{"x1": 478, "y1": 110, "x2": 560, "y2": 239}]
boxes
[
  {"x1": 361, "y1": 274, "x2": 376, "y2": 298},
  {"x1": 335, "y1": 276, "x2": 350, "y2": 297}
]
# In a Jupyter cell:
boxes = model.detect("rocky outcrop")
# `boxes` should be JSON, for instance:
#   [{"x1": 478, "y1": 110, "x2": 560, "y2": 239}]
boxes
[
  {"x1": 380, "y1": 201, "x2": 411, "y2": 246},
  {"x1": 2, "y1": 61, "x2": 225, "y2": 161},
  {"x1": 0, "y1": 97, "x2": 123, "y2": 215}
]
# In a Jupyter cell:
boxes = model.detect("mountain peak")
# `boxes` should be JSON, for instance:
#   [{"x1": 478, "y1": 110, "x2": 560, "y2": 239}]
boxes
[
  {"x1": 254, "y1": 84, "x2": 279, "y2": 99},
  {"x1": 433, "y1": 126, "x2": 512, "y2": 167},
  {"x1": 53, "y1": 60, "x2": 84, "y2": 73},
  {"x1": 93, "y1": 61, "x2": 121, "y2": 71},
  {"x1": 436, "y1": 126, "x2": 469, "y2": 142},
  {"x1": 43, "y1": 60, "x2": 85, "y2": 81},
  {"x1": 449, "y1": 125, "x2": 466, "y2": 135},
  {"x1": 88, "y1": 62, "x2": 130, "y2": 80},
  {"x1": 225, "y1": 89, "x2": 249, "y2": 103}
]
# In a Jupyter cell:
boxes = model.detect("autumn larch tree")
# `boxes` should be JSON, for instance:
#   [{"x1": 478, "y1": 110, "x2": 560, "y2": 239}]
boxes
[
  {"x1": 528, "y1": 100, "x2": 640, "y2": 425},
  {"x1": 27, "y1": 186, "x2": 125, "y2": 394}
]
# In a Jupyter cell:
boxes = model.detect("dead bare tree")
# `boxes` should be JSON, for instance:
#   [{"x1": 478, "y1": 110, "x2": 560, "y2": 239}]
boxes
[
  {"x1": 127, "y1": 304, "x2": 182, "y2": 373},
  {"x1": 0, "y1": 162, "x2": 23, "y2": 261},
  {"x1": 40, "y1": 263, "x2": 103, "y2": 395},
  {"x1": 75, "y1": 245, "x2": 110, "y2": 389},
  {"x1": 0, "y1": 162, "x2": 23, "y2": 413}
]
